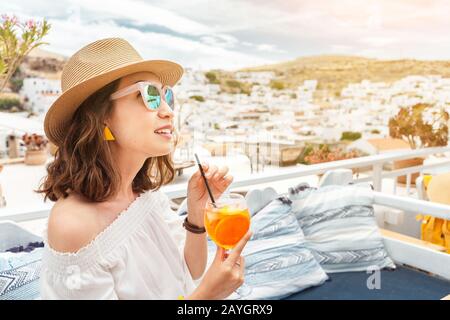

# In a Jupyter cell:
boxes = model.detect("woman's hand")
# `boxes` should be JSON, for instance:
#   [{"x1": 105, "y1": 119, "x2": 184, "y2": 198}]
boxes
[
  {"x1": 187, "y1": 230, "x2": 252, "y2": 300},
  {"x1": 186, "y1": 162, "x2": 233, "y2": 226}
]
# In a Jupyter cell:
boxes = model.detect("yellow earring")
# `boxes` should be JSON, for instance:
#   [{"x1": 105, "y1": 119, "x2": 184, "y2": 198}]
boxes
[{"x1": 103, "y1": 126, "x2": 115, "y2": 141}]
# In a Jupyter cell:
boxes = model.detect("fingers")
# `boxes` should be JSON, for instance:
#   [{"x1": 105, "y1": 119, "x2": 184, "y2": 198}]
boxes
[
  {"x1": 220, "y1": 174, "x2": 233, "y2": 186},
  {"x1": 206, "y1": 165, "x2": 229, "y2": 179},
  {"x1": 192, "y1": 164, "x2": 229, "y2": 182},
  {"x1": 209, "y1": 166, "x2": 231, "y2": 190},
  {"x1": 214, "y1": 245, "x2": 226, "y2": 261},
  {"x1": 191, "y1": 162, "x2": 209, "y2": 179},
  {"x1": 190, "y1": 163, "x2": 233, "y2": 198},
  {"x1": 212, "y1": 166, "x2": 229, "y2": 180},
  {"x1": 225, "y1": 230, "x2": 252, "y2": 266},
  {"x1": 237, "y1": 256, "x2": 245, "y2": 274},
  {"x1": 201, "y1": 162, "x2": 209, "y2": 172},
  {"x1": 205, "y1": 165, "x2": 218, "y2": 179}
]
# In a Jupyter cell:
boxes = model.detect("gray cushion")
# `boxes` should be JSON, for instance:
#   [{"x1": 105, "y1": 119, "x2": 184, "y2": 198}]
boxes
[{"x1": 288, "y1": 184, "x2": 396, "y2": 273}]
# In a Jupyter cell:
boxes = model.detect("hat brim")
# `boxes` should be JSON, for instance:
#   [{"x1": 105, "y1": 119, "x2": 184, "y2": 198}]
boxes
[{"x1": 44, "y1": 59, "x2": 183, "y2": 146}]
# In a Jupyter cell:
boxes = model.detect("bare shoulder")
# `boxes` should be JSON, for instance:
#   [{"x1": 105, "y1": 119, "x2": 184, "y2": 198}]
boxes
[{"x1": 47, "y1": 193, "x2": 99, "y2": 253}]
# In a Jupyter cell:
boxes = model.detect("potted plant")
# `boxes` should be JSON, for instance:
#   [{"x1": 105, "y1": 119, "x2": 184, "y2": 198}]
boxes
[
  {"x1": 388, "y1": 103, "x2": 449, "y2": 184},
  {"x1": 302, "y1": 144, "x2": 364, "y2": 178},
  {"x1": 22, "y1": 133, "x2": 48, "y2": 165}
]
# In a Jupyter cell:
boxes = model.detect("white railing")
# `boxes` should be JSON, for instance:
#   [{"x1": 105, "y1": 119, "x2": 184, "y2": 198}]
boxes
[
  {"x1": 164, "y1": 145, "x2": 450, "y2": 198},
  {"x1": 1, "y1": 145, "x2": 450, "y2": 223}
]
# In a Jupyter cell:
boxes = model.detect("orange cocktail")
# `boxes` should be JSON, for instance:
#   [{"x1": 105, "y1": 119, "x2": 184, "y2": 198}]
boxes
[{"x1": 204, "y1": 193, "x2": 251, "y2": 250}]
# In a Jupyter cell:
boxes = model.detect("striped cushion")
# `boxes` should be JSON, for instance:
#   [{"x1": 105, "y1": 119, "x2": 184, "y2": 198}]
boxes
[
  {"x1": 0, "y1": 248, "x2": 43, "y2": 300},
  {"x1": 288, "y1": 184, "x2": 396, "y2": 273}
]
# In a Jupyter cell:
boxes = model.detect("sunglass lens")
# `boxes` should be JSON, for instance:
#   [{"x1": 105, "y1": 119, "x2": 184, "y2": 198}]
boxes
[
  {"x1": 144, "y1": 85, "x2": 161, "y2": 110},
  {"x1": 165, "y1": 87, "x2": 174, "y2": 109}
]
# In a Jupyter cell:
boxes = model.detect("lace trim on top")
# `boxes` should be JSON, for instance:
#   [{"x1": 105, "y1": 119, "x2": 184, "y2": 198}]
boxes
[{"x1": 42, "y1": 190, "x2": 160, "y2": 274}]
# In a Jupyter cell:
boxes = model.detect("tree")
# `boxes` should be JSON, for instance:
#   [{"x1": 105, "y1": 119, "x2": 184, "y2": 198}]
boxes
[
  {"x1": 0, "y1": 15, "x2": 51, "y2": 92},
  {"x1": 340, "y1": 131, "x2": 362, "y2": 141},
  {"x1": 389, "y1": 103, "x2": 449, "y2": 149},
  {"x1": 302, "y1": 144, "x2": 362, "y2": 165},
  {"x1": 189, "y1": 95, "x2": 205, "y2": 102},
  {"x1": 0, "y1": 97, "x2": 20, "y2": 110},
  {"x1": 223, "y1": 79, "x2": 253, "y2": 95},
  {"x1": 9, "y1": 67, "x2": 24, "y2": 92},
  {"x1": 225, "y1": 79, "x2": 241, "y2": 89},
  {"x1": 270, "y1": 80, "x2": 285, "y2": 90},
  {"x1": 205, "y1": 71, "x2": 219, "y2": 84}
]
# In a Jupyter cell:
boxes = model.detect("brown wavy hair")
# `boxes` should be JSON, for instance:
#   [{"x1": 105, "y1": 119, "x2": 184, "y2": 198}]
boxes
[{"x1": 36, "y1": 79, "x2": 178, "y2": 203}]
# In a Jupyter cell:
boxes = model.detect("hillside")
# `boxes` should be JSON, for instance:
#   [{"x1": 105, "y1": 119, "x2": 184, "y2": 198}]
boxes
[
  {"x1": 20, "y1": 48, "x2": 66, "y2": 80},
  {"x1": 0, "y1": 48, "x2": 66, "y2": 109},
  {"x1": 240, "y1": 55, "x2": 450, "y2": 97}
]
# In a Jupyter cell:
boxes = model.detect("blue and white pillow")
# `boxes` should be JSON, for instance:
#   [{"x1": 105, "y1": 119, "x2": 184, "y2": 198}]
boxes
[
  {"x1": 288, "y1": 184, "x2": 395, "y2": 273},
  {"x1": 206, "y1": 197, "x2": 328, "y2": 300},
  {"x1": 0, "y1": 248, "x2": 43, "y2": 300}
]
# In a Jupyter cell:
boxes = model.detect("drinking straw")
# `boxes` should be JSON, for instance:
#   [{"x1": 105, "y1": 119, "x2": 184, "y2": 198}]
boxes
[{"x1": 194, "y1": 153, "x2": 217, "y2": 207}]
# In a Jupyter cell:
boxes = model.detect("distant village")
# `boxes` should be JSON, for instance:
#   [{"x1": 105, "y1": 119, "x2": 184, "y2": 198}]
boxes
[{"x1": 2, "y1": 69, "x2": 450, "y2": 171}]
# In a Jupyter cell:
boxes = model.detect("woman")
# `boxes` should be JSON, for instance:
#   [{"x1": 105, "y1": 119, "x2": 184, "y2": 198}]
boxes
[{"x1": 37, "y1": 38, "x2": 251, "y2": 299}]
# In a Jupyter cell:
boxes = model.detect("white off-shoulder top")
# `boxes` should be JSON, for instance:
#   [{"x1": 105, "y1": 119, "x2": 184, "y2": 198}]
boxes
[{"x1": 40, "y1": 189, "x2": 197, "y2": 299}]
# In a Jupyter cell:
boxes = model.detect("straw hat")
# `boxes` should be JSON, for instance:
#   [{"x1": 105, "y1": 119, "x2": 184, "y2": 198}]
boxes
[{"x1": 44, "y1": 37, "x2": 184, "y2": 146}]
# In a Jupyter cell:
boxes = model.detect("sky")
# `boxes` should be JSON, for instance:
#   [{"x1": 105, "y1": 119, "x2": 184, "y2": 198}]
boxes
[{"x1": 2, "y1": 0, "x2": 450, "y2": 70}]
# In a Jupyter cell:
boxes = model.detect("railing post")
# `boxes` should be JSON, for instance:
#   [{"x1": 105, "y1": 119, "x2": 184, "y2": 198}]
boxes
[
  {"x1": 406, "y1": 173, "x2": 412, "y2": 195},
  {"x1": 373, "y1": 163, "x2": 383, "y2": 191},
  {"x1": 393, "y1": 177, "x2": 397, "y2": 195}
]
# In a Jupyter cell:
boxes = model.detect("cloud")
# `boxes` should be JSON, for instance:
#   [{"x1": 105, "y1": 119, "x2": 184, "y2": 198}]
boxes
[
  {"x1": 0, "y1": 0, "x2": 275, "y2": 70},
  {"x1": 2, "y1": 0, "x2": 450, "y2": 68},
  {"x1": 74, "y1": 0, "x2": 211, "y2": 36},
  {"x1": 256, "y1": 44, "x2": 286, "y2": 53},
  {"x1": 199, "y1": 34, "x2": 239, "y2": 49},
  {"x1": 49, "y1": 17, "x2": 274, "y2": 69}
]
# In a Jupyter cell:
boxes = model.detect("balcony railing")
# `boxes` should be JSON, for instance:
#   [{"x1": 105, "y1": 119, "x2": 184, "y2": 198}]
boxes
[
  {"x1": 1, "y1": 145, "x2": 450, "y2": 223},
  {"x1": 164, "y1": 145, "x2": 450, "y2": 198}
]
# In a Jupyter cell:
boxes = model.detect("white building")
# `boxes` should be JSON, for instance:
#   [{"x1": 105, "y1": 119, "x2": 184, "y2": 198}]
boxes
[
  {"x1": 20, "y1": 77, "x2": 60, "y2": 115},
  {"x1": 235, "y1": 71, "x2": 275, "y2": 85}
]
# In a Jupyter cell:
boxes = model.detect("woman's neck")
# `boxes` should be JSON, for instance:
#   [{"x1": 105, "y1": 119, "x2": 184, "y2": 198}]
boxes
[{"x1": 110, "y1": 145, "x2": 148, "y2": 203}]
